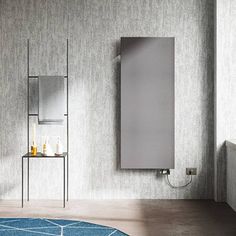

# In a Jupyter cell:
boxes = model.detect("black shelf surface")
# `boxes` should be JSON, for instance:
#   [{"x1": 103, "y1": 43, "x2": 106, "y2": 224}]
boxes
[
  {"x1": 28, "y1": 114, "x2": 68, "y2": 116},
  {"x1": 29, "y1": 75, "x2": 68, "y2": 79},
  {"x1": 22, "y1": 152, "x2": 67, "y2": 158}
]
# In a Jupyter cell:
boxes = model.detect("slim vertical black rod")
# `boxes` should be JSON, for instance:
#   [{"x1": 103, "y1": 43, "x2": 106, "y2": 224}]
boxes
[
  {"x1": 66, "y1": 39, "x2": 69, "y2": 201},
  {"x1": 63, "y1": 157, "x2": 65, "y2": 208},
  {"x1": 27, "y1": 39, "x2": 30, "y2": 201},
  {"x1": 22, "y1": 158, "x2": 24, "y2": 208}
]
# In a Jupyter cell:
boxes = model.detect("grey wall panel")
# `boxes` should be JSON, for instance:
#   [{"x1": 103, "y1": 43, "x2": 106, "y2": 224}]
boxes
[
  {"x1": 121, "y1": 37, "x2": 174, "y2": 169},
  {"x1": 0, "y1": 0, "x2": 214, "y2": 199}
]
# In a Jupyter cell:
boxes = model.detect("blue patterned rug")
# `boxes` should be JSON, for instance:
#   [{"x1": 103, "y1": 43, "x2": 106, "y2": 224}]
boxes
[{"x1": 0, "y1": 218, "x2": 128, "y2": 235}]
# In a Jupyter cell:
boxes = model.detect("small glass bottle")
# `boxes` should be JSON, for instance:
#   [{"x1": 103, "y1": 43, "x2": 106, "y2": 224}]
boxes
[
  {"x1": 42, "y1": 137, "x2": 47, "y2": 156},
  {"x1": 55, "y1": 136, "x2": 63, "y2": 155},
  {"x1": 32, "y1": 141, "x2": 37, "y2": 156}
]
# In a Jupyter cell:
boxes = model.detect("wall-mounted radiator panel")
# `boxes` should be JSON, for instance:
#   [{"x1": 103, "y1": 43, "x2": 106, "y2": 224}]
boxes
[{"x1": 121, "y1": 37, "x2": 175, "y2": 169}]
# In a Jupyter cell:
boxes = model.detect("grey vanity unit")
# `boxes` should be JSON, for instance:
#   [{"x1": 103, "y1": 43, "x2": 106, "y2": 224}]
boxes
[{"x1": 121, "y1": 37, "x2": 175, "y2": 169}]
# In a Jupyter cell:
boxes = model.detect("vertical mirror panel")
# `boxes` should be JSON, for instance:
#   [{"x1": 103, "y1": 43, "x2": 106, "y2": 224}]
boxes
[{"x1": 121, "y1": 37, "x2": 175, "y2": 169}]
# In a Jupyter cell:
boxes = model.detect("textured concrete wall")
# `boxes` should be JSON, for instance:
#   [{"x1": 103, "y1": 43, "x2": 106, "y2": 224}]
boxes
[
  {"x1": 0, "y1": 0, "x2": 214, "y2": 200},
  {"x1": 215, "y1": 0, "x2": 236, "y2": 201}
]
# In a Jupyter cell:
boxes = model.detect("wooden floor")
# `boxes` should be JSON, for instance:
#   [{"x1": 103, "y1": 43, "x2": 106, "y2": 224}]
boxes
[{"x1": 0, "y1": 200, "x2": 235, "y2": 236}]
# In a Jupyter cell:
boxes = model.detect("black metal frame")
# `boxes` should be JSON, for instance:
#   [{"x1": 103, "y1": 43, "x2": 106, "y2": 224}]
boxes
[
  {"x1": 22, "y1": 39, "x2": 69, "y2": 208},
  {"x1": 22, "y1": 153, "x2": 67, "y2": 208}
]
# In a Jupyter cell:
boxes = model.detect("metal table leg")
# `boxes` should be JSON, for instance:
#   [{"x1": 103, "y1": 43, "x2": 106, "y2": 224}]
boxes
[
  {"x1": 27, "y1": 157, "x2": 29, "y2": 201},
  {"x1": 63, "y1": 157, "x2": 65, "y2": 208},
  {"x1": 67, "y1": 155, "x2": 68, "y2": 201},
  {"x1": 22, "y1": 157, "x2": 24, "y2": 208}
]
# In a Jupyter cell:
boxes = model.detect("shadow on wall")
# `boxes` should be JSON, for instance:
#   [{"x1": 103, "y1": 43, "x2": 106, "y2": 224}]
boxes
[
  {"x1": 183, "y1": 0, "x2": 214, "y2": 199},
  {"x1": 113, "y1": 39, "x2": 121, "y2": 171}
]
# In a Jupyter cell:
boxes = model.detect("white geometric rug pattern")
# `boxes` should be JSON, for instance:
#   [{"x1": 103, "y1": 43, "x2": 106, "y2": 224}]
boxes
[{"x1": 0, "y1": 218, "x2": 128, "y2": 235}]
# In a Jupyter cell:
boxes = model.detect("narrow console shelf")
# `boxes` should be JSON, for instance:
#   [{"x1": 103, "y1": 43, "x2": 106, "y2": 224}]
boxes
[
  {"x1": 22, "y1": 152, "x2": 67, "y2": 158},
  {"x1": 21, "y1": 152, "x2": 68, "y2": 208}
]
